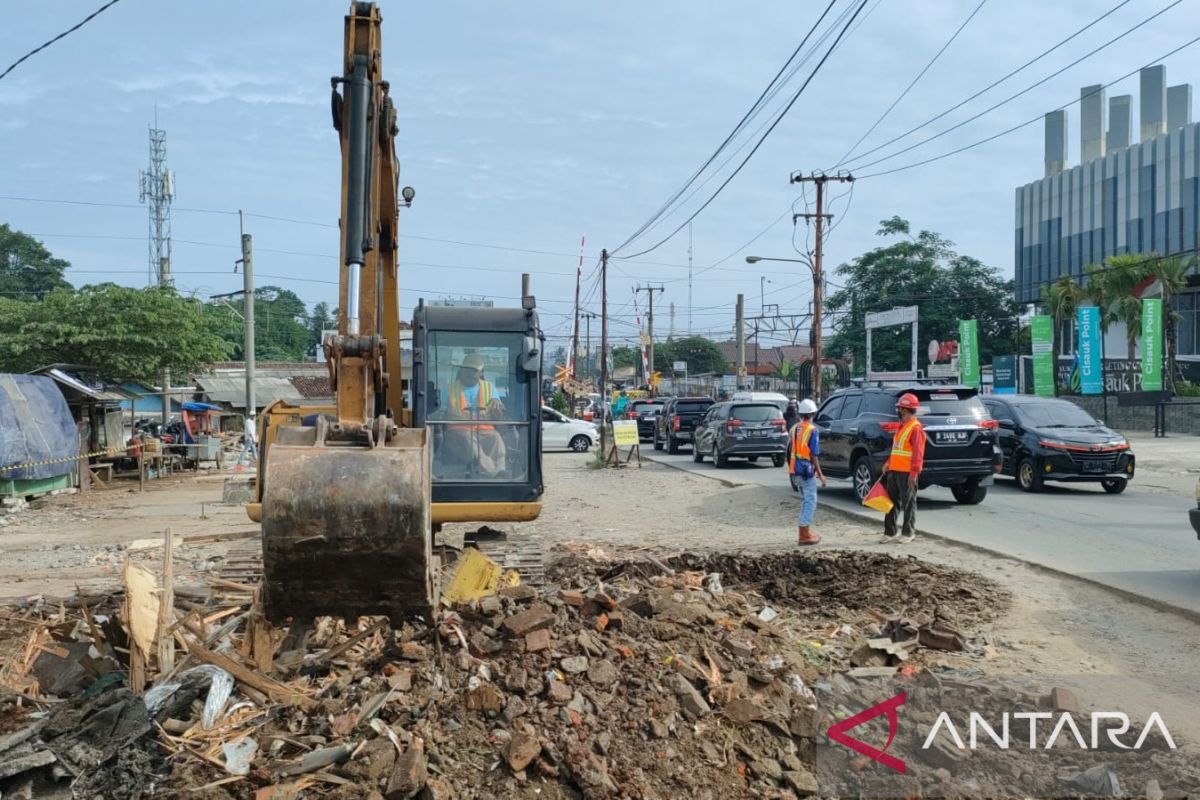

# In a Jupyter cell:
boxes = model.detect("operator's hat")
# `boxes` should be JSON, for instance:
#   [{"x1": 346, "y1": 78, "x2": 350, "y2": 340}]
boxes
[{"x1": 454, "y1": 353, "x2": 486, "y2": 370}]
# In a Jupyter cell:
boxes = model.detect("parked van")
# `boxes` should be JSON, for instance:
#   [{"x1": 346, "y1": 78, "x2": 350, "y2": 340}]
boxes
[{"x1": 730, "y1": 391, "x2": 790, "y2": 412}]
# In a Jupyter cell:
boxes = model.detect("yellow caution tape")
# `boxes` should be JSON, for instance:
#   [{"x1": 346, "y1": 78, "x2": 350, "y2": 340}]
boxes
[{"x1": 0, "y1": 441, "x2": 222, "y2": 473}]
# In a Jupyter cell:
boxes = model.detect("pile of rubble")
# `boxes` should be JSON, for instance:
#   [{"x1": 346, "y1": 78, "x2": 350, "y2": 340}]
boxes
[{"x1": 0, "y1": 544, "x2": 1039, "y2": 799}]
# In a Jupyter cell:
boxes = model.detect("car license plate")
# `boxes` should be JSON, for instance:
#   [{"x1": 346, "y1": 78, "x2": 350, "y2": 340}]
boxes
[
  {"x1": 936, "y1": 431, "x2": 969, "y2": 443},
  {"x1": 1082, "y1": 461, "x2": 1108, "y2": 473}
]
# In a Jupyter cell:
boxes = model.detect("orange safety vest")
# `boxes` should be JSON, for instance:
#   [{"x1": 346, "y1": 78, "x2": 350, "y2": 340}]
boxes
[
  {"x1": 790, "y1": 421, "x2": 815, "y2": 462},
  {"x1": 887, "y1": 418, "x2": 923, "y2": 472},
  {"x1": 448, "y1": 380, "x2": 495, "y2": 430}
]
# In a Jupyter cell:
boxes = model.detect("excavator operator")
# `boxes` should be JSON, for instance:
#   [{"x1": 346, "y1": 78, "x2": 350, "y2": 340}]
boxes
[{"x1": 438, "y1": 353, "x2": 508, "y2": 477}]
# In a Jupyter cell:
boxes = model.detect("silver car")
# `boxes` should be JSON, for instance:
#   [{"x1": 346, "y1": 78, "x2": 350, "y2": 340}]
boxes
[{"x1": 692, "y1": 402, "x2": 789, "y2": 468}]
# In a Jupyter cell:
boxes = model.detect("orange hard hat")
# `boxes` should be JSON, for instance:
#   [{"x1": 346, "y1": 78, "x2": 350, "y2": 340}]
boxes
[{"x1": 895, "y1": 393, "x2": 920, "y2": 411}]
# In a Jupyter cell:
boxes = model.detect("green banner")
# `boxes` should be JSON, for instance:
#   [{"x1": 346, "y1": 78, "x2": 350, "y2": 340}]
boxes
[
  {"x1": 1141, "y1": 298, "x2": 1163, "y2": 391},
  {"x1": 1031, "y1": 315, "x2": 1055, "y2": 397},
  {"x1": 958, "y1": 319, "x2": 979, "y2": 389}
]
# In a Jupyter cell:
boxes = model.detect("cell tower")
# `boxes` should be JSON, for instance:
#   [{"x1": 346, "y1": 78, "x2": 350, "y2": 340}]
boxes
[{"x1": 138, "y1": 122, "x2": 174, "y2": 286}]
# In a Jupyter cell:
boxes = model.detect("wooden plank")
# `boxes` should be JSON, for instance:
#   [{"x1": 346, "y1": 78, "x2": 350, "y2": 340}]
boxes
[
  {"x1": 312, "y1": 619, "x2": 389, "y2": 665},
  {"x1": 157, "y1": 528, "x2": 176, "y2": 674},
  {"x1": 182, "y1": 638, "x2": 313, "y2": 711}
]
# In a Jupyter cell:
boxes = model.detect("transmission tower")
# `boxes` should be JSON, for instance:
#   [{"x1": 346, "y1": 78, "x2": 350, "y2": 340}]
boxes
[{"x1": 138, "y1": 122, "x2": 175, "y2": 286}]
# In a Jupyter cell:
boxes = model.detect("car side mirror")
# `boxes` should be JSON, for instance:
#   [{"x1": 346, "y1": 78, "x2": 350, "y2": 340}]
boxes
[{"x1": 998, "y1": 419, "x2": 1015, "y2": 430}]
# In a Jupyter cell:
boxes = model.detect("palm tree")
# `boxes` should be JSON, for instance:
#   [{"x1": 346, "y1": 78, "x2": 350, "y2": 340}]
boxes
[
  {"x1": 1040, "y1": 275, "x2": 1085, "y2": 391},
  {"x1": 1143, "y1": 253, "x2": 1195, "y2": 390},
  {"x1": 1099, "y1": 254, "x2": 1154, "y2": 359}
]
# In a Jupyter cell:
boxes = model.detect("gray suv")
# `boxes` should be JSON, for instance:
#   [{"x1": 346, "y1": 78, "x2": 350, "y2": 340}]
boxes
[{"x1": 692, "y1": 402, "x2": 789, "y2": 468}]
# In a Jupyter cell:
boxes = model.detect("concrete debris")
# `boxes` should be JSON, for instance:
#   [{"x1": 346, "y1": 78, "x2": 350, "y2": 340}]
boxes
[{"x1": 4, "y1": 547, "x2": 1191, "y2": 799}]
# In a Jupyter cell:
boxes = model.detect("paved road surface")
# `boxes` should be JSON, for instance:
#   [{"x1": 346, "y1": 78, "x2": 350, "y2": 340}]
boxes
[{"x1": 643, "y1": 444, "x2": 1200, "y2": 616}]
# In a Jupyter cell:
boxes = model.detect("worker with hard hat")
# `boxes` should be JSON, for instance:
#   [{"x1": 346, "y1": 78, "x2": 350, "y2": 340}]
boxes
[
  {"x1": 789, "y1": 398, "x2": 826, "y2": 546},
  {"x1": 882, "y1": 392, "x2": 926, "y2": 542}
]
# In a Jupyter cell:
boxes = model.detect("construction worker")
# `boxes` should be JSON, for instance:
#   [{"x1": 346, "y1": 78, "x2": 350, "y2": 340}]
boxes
[
  {"x1": 789, "y1": 398, "x2": 826, "y2": 546},
  {"x1": 439, "y1": 353, "x2": 507, "y2": 475},
  {"x1": 881, "y1": 392, "x2": 925, "y2": 542}
]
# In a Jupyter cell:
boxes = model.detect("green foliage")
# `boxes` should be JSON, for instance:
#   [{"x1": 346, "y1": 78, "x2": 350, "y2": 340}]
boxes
[
  {"x1": 825, "y1": 219, "x2": 1020, "y2": 375},
  {"x1": 0, "y1": 283, "x2": 231, "y2": 381},
  {"x1": 205, "y1": 285, "x2": 327, "y2": 362},
  {"x1": 611, "y1": 346, "x2": 639, "y2": 369},
  {"x1": 652, "y1": 336, "x2": 729, "y2": 376},
  {"x1": 0, "y1": 225, "x2": 72, "y2": 300},
  {"x1": 550, "y1": 390, "x2": 570, "y2": 414},
  {"x1": 1175, "y1": 380, "x2": 1200, "y2": 397}
]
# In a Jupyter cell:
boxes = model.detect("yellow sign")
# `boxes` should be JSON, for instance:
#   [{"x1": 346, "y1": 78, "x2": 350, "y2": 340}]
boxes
[{"x1": 612, "y1": 420, "x2": 639, "y2": 446}]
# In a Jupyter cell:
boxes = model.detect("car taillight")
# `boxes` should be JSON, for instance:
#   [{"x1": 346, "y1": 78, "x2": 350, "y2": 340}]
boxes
[
  {"x1": 881, "y1": 422, "x2": 901, "y2": 433},
  {"x1": 978, "y1": 419, "x2": 999, "y2": 430},
  {"x1": 770, "y1": 419, "x2": 787, "y2": 430},
  {"x1": 626, "y1": 411, "x2": 637, "y2": 419},
  {"x1": 725, "y1": 419, "x2": 743, "y2": 433},
  {"x1": 672, "y1": 415, "x2": 681, "y2": 431}
]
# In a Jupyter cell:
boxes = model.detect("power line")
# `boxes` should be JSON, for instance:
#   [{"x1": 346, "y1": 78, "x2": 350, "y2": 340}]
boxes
[
  {"x1": 834, "y1": 0, "x2": 986, "y2": 167},
  {"x1": 0, "y1": 0, "x2": 122, "y2": 82},
  {"x1": 857, "y1": 31, "x2": 1200, "y2": 179},
  {"x1": 844, "y1": 0, "x2": 1173, "y2": 173},
  {"x1": 612, "y1": 0, "x2": 867, "y2": 259},
  {"x1": 615, "y1": 0, "x2": 872, "y2": 260},
  {"x1": 610, "y1": 0, "x2": 842, "y2": 254},
  {"x1": 836, "y1": 0, "x2": 1134, "y2": 168}
]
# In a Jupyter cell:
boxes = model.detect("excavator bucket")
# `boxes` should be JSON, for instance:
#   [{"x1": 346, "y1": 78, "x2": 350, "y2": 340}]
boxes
[{"x1": 260, "y1": 426, "x2": 435, "y2": 624}]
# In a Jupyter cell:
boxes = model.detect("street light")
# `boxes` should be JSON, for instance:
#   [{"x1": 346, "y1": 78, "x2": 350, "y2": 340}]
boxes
[{"x1": 745, "y1": 254, "x2": 824, "y2": 402}]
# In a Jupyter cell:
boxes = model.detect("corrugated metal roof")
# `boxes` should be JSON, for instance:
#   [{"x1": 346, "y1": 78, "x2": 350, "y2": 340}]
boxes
[
  {"x1": 38, "y1": 366, "x2": 133, "y2": 402},
  {"x1": 195, "y1": 376, "x2": 303, "y2": 408}
]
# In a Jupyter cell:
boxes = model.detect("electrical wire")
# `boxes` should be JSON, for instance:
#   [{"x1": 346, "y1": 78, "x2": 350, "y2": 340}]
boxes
[
  {"x1": 612, "y1": 0, "x2": 867, "y2": 259},
  {"x1": 610, "y1": 0, "x2": 842, "y2": 255},
  {"x1": 834, "y1": 0, "x2": 987, "y2": 167},
  {"x1": 615, "y1": 0, "x2": 872, "y2": 261},
  {"x1": 849, "y1": 0, "x2": 1182, "y2": 174},
  {"x1": 857, "y1": 32, "x2": 1200, "y2": 179},
  {"x1": 0, "y1": 0, "x2": 122, "y2": 82}
]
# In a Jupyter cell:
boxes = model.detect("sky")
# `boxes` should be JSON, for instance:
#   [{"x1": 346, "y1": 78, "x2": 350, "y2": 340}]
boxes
[{"x1": 2, "y1": 0, "x2": 1197, "y2": 356}]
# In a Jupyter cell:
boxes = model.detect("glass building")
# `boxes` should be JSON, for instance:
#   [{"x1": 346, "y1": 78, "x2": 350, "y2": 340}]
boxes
[{"x1": 1014, "y1": 66, "x2": 1200, "y2": 358}]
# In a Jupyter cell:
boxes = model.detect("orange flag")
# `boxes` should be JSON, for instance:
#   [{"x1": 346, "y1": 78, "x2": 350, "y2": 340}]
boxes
[{"x1": 862, "y1": 479, "x2": 894, "y2": 514}]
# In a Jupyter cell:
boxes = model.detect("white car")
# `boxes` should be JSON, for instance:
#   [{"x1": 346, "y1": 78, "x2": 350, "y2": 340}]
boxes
[{"x1": 541, "y1": 406, "x2": 597, "y2": 452}]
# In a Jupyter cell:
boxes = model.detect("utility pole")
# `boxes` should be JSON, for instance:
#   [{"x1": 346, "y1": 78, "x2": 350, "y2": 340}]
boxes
[
  {"x1": 238, "y1": 211, "x2": 255, "y2": 422},
  {"x1": 687, "y1": 221, "x2": 693, "y2": 334},
  {"x1": 791, "y1": 171, "x2": 853, "y2": 401},
  {"x1": 571, "y1": 235, "x2": 584, "y2": 381},
  {"x1": 735, "y1": 294, "x2": 746, "y2": 390},
  {"x1": 599, "y1": 249, "x2": 609, "y2": 457},
  {"x1": 634, "y1": 284, "x2": 664, "y2": 387},
  {"x1": 582, "y1": 311, "x2": 597, "y2": 387},
  {"x1": 668, "y1": 302, "x2": 676, "y2": 340}
]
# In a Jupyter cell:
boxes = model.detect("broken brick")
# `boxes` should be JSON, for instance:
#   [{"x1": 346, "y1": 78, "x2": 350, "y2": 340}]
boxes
[
  {"x1": 498, "y1": 585, "x2": 537, "y2": 602},
  {"x1": 590, "y1": 590, "x2": 618, "y2": 610},
  {"x1": 385, "y1": 740, "x2": 427, "y2": 799},
  {"x1": 400, "y1": 642, "x2": 430, "y2": 661},
  {"x1": 559, "y1": 589, "x2": 584, "y2": 606},
  {"x1": 546, "y1": 680, "x2": 573, "y2": 704},
  {"x1": 503, "y1": 732, "x2": 542, "y2": 772},
  {"x1": 604, "y1": 611, "x2": 624, "y2": 630},
  {"x1": 1050, "y1": 687, "x2": 1079, "y2": 714},
  {"x1": 594, "y1": 613, "x2": 609, "y2": 632},
  {"x1": 524, "y1": 628, "x2": 551, "y2": 653},
  {"x1": 465, "y1": 683, "x2": 505, "y2": 713},
  {"x1": 501, "y1": 603, "x2": 556, "y2": 637}
]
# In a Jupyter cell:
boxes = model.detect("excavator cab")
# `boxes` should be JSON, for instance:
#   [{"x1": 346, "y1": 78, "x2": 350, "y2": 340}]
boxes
[{"x1": 412, "y1": 302, "x2": 544, "y2": 513}]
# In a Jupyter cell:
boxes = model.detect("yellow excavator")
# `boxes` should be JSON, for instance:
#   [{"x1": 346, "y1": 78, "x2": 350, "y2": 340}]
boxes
[{"x1": 246, "y1": 2, "x2": 544, "y2": 624}]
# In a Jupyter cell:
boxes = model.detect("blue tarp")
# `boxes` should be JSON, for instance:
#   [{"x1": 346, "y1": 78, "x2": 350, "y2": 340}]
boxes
[
  {"x1": 181, "y1": 401, "x2": 223, "y2": 412},
  {"x1": 0, "y1": 374, "x2": 78, "y2": 481}
]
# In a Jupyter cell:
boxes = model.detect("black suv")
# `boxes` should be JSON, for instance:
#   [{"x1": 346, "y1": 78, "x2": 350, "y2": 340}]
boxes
[
  {"x1": 981, "y1": 395, "x2": 1135, "y2": 493},
  {"x1": 653, "y1": 396, "x2": 715, "y2": 453},
  {"x1": 625, "y1": 398, "x2": 669, "y2": 441},
  {"x1": 812, "y1": 385, "x2": 1002, "y2": 505}
]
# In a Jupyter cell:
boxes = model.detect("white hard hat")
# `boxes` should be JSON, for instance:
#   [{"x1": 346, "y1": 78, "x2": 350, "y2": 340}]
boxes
[{"x1": 797, "y1": 398, "x2": 818, "y2": 414}]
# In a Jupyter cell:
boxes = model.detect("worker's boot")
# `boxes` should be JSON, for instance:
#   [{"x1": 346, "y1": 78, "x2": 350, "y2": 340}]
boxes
[{"x1": 797, "y1": 525, "x2": 821, "y2": 546}]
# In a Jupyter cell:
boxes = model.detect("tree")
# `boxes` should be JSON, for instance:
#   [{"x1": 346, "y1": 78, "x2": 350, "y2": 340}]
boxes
[
  {"x1": 656, "y1": 336, "x2": 728, "y2": 376},
  {"x1": 0, "y1": 284, "x2": 231, "y2": 381},
  {"x1": 1040, "y1": 274, "x2": 1085, "y2": 372},
  {"x1": 1144, "y1": 254, "x2": 1193, "y2": 390},
  {"x1": 611, "y1": 346, "x2": 640, "y2": 369},
  {"x1": 825, "y1": 218, "x2": 1020, "y2": 375},
  {"x1": 0, "y1": 224, "x2": 72, "y2": 299}
]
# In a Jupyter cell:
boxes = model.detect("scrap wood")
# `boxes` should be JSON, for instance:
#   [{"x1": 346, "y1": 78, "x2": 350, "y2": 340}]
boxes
[
  {"x1": 157, "y1": 528, "x2": 176, "y2": 674},
  {"x1": 183, "y1": 638, "x2": 314, "y2": 711},
  {"x1": 210, "y1": 578, "x2": 259, "y2": 594},
  {"x1": 311, "y1": 619, "x2": 390, "y2": 665}
]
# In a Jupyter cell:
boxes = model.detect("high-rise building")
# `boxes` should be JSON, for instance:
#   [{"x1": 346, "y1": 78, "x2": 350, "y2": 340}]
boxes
[{"x1": 1015, "y1": 65, "x2": 1200, "y2": 359}]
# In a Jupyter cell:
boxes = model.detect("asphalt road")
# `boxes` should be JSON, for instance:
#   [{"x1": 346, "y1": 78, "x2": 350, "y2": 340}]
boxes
[{"x1": 642, "y1": 442, "x2": 1200, "y2": 616}]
